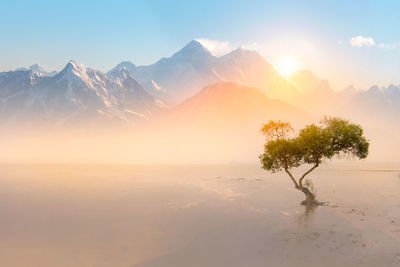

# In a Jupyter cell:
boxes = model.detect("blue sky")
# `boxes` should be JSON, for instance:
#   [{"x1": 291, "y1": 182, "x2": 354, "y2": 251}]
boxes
[{"x1": 1, "y1": 0, "x2": 399, "y2": 89}]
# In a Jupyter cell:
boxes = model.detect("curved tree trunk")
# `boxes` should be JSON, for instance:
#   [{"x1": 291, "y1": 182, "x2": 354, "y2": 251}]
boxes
[
  {"x1": 299, "y1": 186, "x2": 317, "y2": 205},
  {"x1": 284, "y1": 165, "x2": 320, "y2": 206},
  {"x1": 298, "y1": 164, "x2": 319, "y2": 206}
]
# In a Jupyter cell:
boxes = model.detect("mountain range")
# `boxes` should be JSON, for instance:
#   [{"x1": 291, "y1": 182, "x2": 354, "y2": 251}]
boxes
[
  {"x1": 0, "y1": 39, "x2": 399, "y2": 129},
  {"x1": 0, "y1": 61, "x2": 162, "y2": 127},
  {"x1": 108, "y1": 40, "x2": 297, "y2": 104}
]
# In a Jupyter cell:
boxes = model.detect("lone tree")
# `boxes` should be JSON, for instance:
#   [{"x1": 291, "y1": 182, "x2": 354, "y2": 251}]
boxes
[{"x1": 259, "y1": 117, "x2": 369, "y2": 206}]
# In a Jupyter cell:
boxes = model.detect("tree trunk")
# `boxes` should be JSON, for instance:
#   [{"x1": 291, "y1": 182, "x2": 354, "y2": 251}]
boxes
[
  {"x1": 299, "y1": 186, "x2": 318, "y2": 206},
  {"x1": 297, "y1": 164, "x2": 320, "y2": 206},
  {"x1": 284, "y1": 166, "x2": 321, "y2": 206}
]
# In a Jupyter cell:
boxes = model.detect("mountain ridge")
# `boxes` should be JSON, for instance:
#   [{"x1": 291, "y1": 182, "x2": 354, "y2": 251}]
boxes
[
  {"x1": 0, "y1": 60, "x2": 162, "y2": 128},
  {"x1": 109, "y1": 40, "x2": 299, "y2": 104}
]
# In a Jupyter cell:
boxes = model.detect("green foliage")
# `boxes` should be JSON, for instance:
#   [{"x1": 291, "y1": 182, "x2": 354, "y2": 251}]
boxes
[
  {"x1": 260, "y1": 138, "x2": 302, "y2": 172},
  {"x1": 298, "y1": 124, "x2": 332, "y2": 164},
  {"x1": 259, "y1": 117, "x2": 370, "y2": 172},
  {"x1": 321, "y1": 116, "x2": 369, "y2": 159}
]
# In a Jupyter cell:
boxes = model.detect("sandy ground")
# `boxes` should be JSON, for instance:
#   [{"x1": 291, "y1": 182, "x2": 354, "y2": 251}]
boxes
[{"x1": 0, "y1": 163, "x2": 399, "y2": 267}]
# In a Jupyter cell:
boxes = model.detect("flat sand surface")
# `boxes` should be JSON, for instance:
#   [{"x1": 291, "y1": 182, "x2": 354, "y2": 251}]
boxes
[{"x1": 0, "y1": 163, "x2": 399, "y2": 267}]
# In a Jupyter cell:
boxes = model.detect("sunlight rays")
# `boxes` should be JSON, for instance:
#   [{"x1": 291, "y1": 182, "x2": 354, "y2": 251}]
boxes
[{"x1": 276, "y1": 57, "x2": 297, "y2": 78}]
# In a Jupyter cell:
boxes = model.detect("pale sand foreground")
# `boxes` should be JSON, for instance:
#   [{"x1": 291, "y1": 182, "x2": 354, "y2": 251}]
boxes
[{"x1": 0, "y1": 163, "x2": 399, "y2": 267}]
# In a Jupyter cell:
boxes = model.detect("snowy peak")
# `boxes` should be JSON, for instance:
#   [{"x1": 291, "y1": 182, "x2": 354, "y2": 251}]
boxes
[
  {"x1": 55, "y1": 60, "x2": 90, "y2": 81},
  {"x1": 28, "y1": 64, "x2": 45, "y2": 73},
  {"x1": 364, "y1": 84, "x2": 400, "y2": 96},
  {"x1": 0, "y1": 60, "x2": 163, "y2": 128},
  {"x1": 64, "y1": 60, "x2": 86, "y2": 73},
  {"x1": 108, "y1": 61, "x2": 137, "y2": 75},
  {"x1": 108, "y1": 40, "x2": 284, "y2": 103},
  {"x1": 349, "y1": 84, "x2": 400, "y2": 122},
  {"x1": 172, "y1": 40, "x2": 214, "y2": 59},
  {"x1": 218, "y1": 46, "x2": 273, "y2": 73},
  {"x1": 27, "y1": 64, "x2": 49, "y2": 81},
  {"x1": 10, "y1": 64, "x2": 55, "y2": 78},
  {"x1": 108, "y1": 66, "x2": 131, "y2": 80},
  {"x1": 224, "y1": 46, "x2": 261, "y2": 59}
]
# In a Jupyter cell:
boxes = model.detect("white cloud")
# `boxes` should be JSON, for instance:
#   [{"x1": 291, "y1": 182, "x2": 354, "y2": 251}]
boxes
[
  {"x1": 349, "y1": 35, "x2": 375, "y2": 47},
  {"x1": 195, "y1": 38, "x2": 235, "y2": 56},
  {"x1": 348, "y1": 35, "x2": 399, "y2": 49},
  {"x1": 378, "y1": 43, "x2": 387, "y2": 48},
  {"x1": 378, "y1": 42, "x2": 400, "y2": 49}
]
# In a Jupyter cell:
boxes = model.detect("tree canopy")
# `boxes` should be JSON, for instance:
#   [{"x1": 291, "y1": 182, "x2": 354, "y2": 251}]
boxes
[{"x1": 259, "y1": 117, "x2": 369, "y2": 205}]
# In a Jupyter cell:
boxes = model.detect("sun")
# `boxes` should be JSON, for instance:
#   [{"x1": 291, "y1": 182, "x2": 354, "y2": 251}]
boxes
[{"x1": 277, "y1": 58, "x2": 297, "y2": 78}]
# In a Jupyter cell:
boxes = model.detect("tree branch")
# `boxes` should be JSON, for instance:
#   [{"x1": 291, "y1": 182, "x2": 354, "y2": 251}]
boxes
[
  {"x1": 285, "y1": 168, "x2": 300, "y2": 189},
  {"x1": 299, "y1": 164, "x2": 319, "y2": 188}
]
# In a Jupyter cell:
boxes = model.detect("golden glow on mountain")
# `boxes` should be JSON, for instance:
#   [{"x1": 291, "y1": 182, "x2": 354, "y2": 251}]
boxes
[{"x1": 277, "y1": 58, "x2": 297, "y2": 78}]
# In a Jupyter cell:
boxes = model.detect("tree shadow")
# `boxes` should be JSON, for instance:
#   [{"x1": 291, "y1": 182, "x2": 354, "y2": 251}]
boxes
[
  {"x1": 296, "y1": 202, "x2": 319, "y2": 225},
  {"x1": 296, "y1": 200, "x2": 330, "y2": 226},
  {"x1": 304, "y1": 202, "x2": 319, "y2": 215}
]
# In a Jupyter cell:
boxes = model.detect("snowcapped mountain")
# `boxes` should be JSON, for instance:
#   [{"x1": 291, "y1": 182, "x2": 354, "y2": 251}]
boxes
[
  {"x1": 2, "y1": 41, "x2": 397, "y2": 132},
  {"x1": 0, "y1": 64, "x2": 54, "y2": 97},
  {"x1": 350, "y1": 84, "x2": 400, "y2": 119},
  {"x1": 0, "y1": 64, "x2": 56, "y2": 119},
  {"x1": 109, "y1": 61, "x2": 137, "y2": 75},
  {"x1": 109, "y1": 40, "x2": 298, "y2": 104},
  {"x1": 0, "y1": 60, "x2": 162, "y2": 128},
  {"x1": 11, "y1": 64, "x2": 56, "y2": 78},
  {"x1": 28, "y1": 64, "x2": 57, "y2": 77},
  {"x1": 109, "y1": 40, "x2": 221, "y2": 103}
]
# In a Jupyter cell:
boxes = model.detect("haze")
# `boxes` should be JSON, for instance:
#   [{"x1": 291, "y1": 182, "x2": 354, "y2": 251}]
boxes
[{"x1": 1, "y1": 1, "x2": 400, "y2": 267}]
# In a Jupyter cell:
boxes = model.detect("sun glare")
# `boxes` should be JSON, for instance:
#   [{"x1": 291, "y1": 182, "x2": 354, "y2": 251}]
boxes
[{"x1": 277, "y1": 58, "x2": 297, "y2": 78}]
